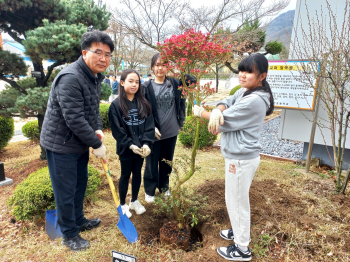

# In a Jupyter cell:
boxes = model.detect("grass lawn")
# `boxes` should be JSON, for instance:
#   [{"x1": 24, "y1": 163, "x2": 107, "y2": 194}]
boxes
[{"x1": 0, "y1": 128, "x2": 350, "y2": 261}]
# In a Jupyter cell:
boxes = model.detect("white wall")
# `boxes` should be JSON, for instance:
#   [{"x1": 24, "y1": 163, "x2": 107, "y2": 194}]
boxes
[{"x1": 279, "y1": 0, "x2": 350, "y2": 148}]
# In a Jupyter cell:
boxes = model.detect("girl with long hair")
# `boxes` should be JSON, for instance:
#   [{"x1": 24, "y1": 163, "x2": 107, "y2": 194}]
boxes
[
  {"x1": 142, "y1": 53, "x2": 196, "y2": 203},
  {"x1": 108, "y1": 69, "x2": 154, "y2": 217}
]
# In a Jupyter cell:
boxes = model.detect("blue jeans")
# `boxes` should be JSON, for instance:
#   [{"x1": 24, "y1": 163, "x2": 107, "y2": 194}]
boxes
[{"x1": 46, "y1": 149, "x2": 89, "y2": 238}]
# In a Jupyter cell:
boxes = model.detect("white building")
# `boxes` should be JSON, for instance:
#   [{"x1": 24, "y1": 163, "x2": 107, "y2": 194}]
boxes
[
  {"x1": 2, "y1": 41, "x2": 55, "y2": 72},
  {"x1": 279, "y1": 0, "x2": 350, "y2": 168}
]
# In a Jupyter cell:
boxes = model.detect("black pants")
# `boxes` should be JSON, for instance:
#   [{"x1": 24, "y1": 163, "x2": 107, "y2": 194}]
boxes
[
  {"x1": 119, "y1": 157, "x2": 144, "y2": 205},
  {"x1": 46, "y1": 149, "x2": 89, "y2": 238},
  {"x1": 144, "y1": 136, "x2": 177, "y2": 196}
]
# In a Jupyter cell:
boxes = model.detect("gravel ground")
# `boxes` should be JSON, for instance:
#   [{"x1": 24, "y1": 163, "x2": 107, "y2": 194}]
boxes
[{"x1": 259, "y1": 116, "x2": 304, "y2": 159}]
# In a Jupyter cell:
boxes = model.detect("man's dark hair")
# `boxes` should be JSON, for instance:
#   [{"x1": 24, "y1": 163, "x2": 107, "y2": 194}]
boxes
[
  {"x1": 106, "y1": 75, "x2": 110, "y2": 78},
  {"x1": 147, "y1": 73, "x2": 151, "y2": 77},
  {"x1": 81, "y1": 30, "x2": 114, "y2": 52}
]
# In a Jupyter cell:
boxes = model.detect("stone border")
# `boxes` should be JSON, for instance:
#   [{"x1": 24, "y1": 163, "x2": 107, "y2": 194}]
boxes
[{"x1": 0, "y1": 177, "x2": 13, "y2": 187}]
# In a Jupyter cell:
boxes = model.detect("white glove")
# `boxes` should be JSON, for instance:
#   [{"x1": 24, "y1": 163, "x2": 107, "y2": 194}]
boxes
[
  {"x1": 155, "y1": 127, "x2": 161, "y2": 140},
  {"x1": 95, "y1": 130, "x2": 104, "y2": 143},
  {"x1": 129, "y1": 144, "x2": 143, "y2": 155},
  {"x1": 192, "y1": 105, "x2": 205, "y2": 117},
  {"x1": 92, "y1": 143, "x2": 107, "y2": 161},
  {"x1": 140, "y1": 144, "x2": 151, "y2": 158},
  {"x1": 208, "y1": 108, "x2": 224, "y2": 135}
]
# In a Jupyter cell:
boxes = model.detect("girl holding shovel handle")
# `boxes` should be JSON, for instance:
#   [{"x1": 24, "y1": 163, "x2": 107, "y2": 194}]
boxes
[{"x1": 193, "y1": 53, "x2": 274, "y2": 261}]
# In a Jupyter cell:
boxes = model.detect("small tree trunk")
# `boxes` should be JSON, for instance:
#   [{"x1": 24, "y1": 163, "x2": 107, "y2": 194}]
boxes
[
  {"x1": 173, "y1": 117, "x2": 200, "y2": 193},
  {"x1": 37, "y1": 113, "x2": 46, "y2": 160},
  {"x1": 341, "y1": 165, "x2": 350, "y2": 194},
  {"x1": 215, "y1": 63, "x2": 219, "y2": 93},
  {"x1": 187, "y1": 93, "x2": 194, "y2": 117}
]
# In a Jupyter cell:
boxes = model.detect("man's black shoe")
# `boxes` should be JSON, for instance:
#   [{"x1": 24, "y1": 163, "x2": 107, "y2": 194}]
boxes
[
  {"x1": 79, "y1": 218, "x2": 101, "y2": 232},
  {"x1": 62, "y1": 234, "x2": 90, "y2": 251}
]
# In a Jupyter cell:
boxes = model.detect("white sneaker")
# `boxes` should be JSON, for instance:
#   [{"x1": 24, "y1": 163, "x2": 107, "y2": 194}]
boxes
[
  {"x1": 145, "y1": 193, "x2": 155, "y2": 204},
  {"x1": 121, "y1": 204, "x2": 132, "y2": 218},
  {"x1": 164, "y1": 190, "x2": 171, "y2": 199},
  {"x1": 129, "y1": 200, "x2": 146, "y2": 215}
]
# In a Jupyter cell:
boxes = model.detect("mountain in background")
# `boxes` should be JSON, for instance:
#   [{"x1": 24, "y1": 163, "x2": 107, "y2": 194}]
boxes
[{"x1": 265, "y1": 10, "x2": 295, "y2": 50}]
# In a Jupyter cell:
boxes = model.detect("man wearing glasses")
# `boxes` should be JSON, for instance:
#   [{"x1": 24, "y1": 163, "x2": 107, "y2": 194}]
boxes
[{"x1": 40, "y1": 30, "x2": 114, "y2": 251}]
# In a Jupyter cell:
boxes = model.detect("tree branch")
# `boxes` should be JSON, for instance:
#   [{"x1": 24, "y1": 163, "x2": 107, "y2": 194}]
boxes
[
  {"x1": 42, "y1": 59, "x2": 66, "y2": 85},
  {"x1": 224, "y1": 61, "x2": 239, "y2": 74},
  {"x1": 0, "y1": 75, "x2": 28, "y2": 95}
]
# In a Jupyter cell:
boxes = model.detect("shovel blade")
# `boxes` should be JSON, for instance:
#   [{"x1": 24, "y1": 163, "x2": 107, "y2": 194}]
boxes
[
  {"x1": 45, "y1": 210, "x2": 62, "y2": 240},
  {"x1": 117, "y1": 205, "x2": 138, "y2": 243}
]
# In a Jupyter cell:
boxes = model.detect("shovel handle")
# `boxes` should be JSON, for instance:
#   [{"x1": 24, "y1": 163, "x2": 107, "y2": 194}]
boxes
[
  {"x1": 96, "y1": 133, "x2": 120, "y2": 209},
  {"x1": 100, "y1": 158, "x2": 120, "y2": 209}
]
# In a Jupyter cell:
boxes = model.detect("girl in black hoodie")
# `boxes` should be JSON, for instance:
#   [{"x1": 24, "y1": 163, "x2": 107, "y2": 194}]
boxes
[{"x1": 108, "y1": 69, "x2": 155, "y2": 218}]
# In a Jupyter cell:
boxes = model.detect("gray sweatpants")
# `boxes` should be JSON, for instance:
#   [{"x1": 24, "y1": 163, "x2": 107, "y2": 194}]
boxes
[{"x1": 225, "y1": 156, "x2": 260, "y2": 247}]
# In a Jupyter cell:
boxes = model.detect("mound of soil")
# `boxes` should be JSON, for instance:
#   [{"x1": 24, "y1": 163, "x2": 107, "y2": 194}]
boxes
[{"x1": 131, "y1": 178, "x2": 350, "y2": 261}]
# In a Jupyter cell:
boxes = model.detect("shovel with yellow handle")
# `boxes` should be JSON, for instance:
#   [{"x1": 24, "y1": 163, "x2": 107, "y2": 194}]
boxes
[{"x1": 97, "y1": 135, "x2": 138, "y2": 243}]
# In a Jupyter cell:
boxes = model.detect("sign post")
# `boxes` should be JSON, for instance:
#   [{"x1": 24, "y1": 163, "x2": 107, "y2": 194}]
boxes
[
  {"x1": 112, "y1": 251, "x2": 136, "y2": 262},
  {"x1": 267, "y1": 60, "x2": 318, "y2": 111},
  {"x1": 0, "y1": 162, "x2": 13, "y2": 187},
  {"x1": 267, "y1": 60, "x2": 320, "y2": 167}
]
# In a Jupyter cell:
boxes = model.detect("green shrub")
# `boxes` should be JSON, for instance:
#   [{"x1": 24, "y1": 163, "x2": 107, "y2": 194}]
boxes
[
  {"x1": 155, "y1": 186, "x2": 208, "y2": 227},
  {"x1": 8, "y1": 165, "x2": 102, "y2": 221},
  {"x1": 99, "y1": 104, "x2": 110, "y2": 129},
  {"x1": 230, "y1": 84, "x2": 241, "y2": 96},
  {"x1": 179, "y1": 115, "x2": 217, "y2": 149},
  {"x1": 0, "y1": 116, "x2": 14, "y2": 150},
  {"x1": 101, "y1": 83, "x2": 112, "y2": 101},
  {"x1": 22, "y1": 120, "x2": 40, "y2": 141}
]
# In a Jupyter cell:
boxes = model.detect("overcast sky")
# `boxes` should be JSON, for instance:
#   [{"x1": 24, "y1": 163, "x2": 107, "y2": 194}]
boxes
[
  {"x1": 1, "y1": 0, "x2": 297, "y2": 41},
  {"x1": 103, "y1": 0, "x2": 297, "y2": 20}
]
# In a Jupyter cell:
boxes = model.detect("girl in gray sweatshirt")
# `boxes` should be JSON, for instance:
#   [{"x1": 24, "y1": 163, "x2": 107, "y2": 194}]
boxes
[{"x1": 193, "y1": 53, "x2": 274, "y2": 261}]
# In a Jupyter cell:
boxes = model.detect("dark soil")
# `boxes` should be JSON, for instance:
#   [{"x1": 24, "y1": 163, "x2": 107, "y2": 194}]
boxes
[
  {"x1": 130, "y1": 178, "x2": 350, "y2": 261},
  {"x1": 159, "y1": 222, "x2": 191, "y2": 250}
]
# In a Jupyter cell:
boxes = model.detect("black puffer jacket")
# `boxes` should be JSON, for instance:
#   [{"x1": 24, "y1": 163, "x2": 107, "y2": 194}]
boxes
[{"x1": 40, "y1": 56, "x2": 103, "y2": 154}]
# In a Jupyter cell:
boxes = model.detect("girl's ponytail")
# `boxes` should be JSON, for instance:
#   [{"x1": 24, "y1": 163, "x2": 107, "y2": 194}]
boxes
[{"x1": 262, "y1": 78, "x2": 274, "y2": 116}]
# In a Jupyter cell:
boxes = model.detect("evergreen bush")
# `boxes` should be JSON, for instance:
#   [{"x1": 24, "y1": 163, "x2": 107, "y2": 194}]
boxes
[
  {"x1": 101, "y1": 83, "x2": 112, "y2": 101},
  {"x1": 179, "y1": 115, "x2": 217, "y2": 149},
  {"x1": 22, "y1": 120, "x2": 40, "y2": 141},
  {"x1": 8, "y1": 165, "x2": 101, "y2": 221},
  {"x1": 99, "y1": 104, "x2": 110, "y2": 129},
  {"x1": 0, "y1": 116, "x2": 14, "y2": 150},
  {"x1": 230, "y1": 84, "x2": 241, "y2": 96}
]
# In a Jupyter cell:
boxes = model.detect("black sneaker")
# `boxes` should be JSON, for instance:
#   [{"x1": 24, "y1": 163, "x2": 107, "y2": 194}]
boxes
[
  {"x1": 79, "y1": 218, "x2": 101, "y2": 232},
  {"x1": 220, "y1": 229, "x2": 234, "y2": 241},
  {"x1": 62, "y1": 234, "x2": 90, "y2": 251},
  {"x1": 217, "y1": 244, "x2": 252, "y2": 261}
]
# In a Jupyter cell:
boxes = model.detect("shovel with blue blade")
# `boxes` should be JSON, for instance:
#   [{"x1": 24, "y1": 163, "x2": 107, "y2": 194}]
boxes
[
  {"x1": 45, "y1": 159, "x2": 138, "y2": 243},
  {"x1": 100, "y1": 158, "x2": 138, "y2": 243},
  {"x1": 45, "y1": 209, "x2": 62, "y2": 240}
]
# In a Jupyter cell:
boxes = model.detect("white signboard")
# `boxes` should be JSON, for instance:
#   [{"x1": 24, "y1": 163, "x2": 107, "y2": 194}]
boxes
[{"x1": 267, "y1": 60, "x2": 318, "y2": 111}]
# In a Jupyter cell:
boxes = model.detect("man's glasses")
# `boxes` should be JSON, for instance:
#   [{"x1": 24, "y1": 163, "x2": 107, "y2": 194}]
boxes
[{"x1": 86, "y1": 49, "x2": 113, "y2": 59}]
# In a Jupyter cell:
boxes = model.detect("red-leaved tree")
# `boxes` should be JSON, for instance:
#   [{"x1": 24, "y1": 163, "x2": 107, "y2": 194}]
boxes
[{"x1": 157, "y1": 29, "x2": 232, "y2": 192}]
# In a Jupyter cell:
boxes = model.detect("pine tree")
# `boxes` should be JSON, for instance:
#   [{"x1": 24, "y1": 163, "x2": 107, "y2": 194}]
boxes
[{"x1": 0, "y1": 0, "x2": 110, "y2": 159}]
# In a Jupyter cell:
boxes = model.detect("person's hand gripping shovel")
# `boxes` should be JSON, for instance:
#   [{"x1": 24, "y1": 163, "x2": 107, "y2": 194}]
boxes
[{"x1": 95, "y1": 134, "x2": 138, "y2": 243}]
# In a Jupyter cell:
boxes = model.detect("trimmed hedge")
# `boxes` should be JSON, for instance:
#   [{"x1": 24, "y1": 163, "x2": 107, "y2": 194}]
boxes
[
  {"x1": 100, "y1": 104, "x2": 111, "y2": 129},
  {"x1": 179, "y1": 115, "x2": 217, "y2": 149},
  {"x1": 22, "y1": 120, "x2": 40, "y2": 141},
  {"x1": 0, "y1": 116, "x2": 14, "y2": 150},
  {"x1": 230, "y1": 85, "x2": 241, "y2": 96},
  {"x1": 8, "y1": 165, "x2": 101, "y2": 221}
]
